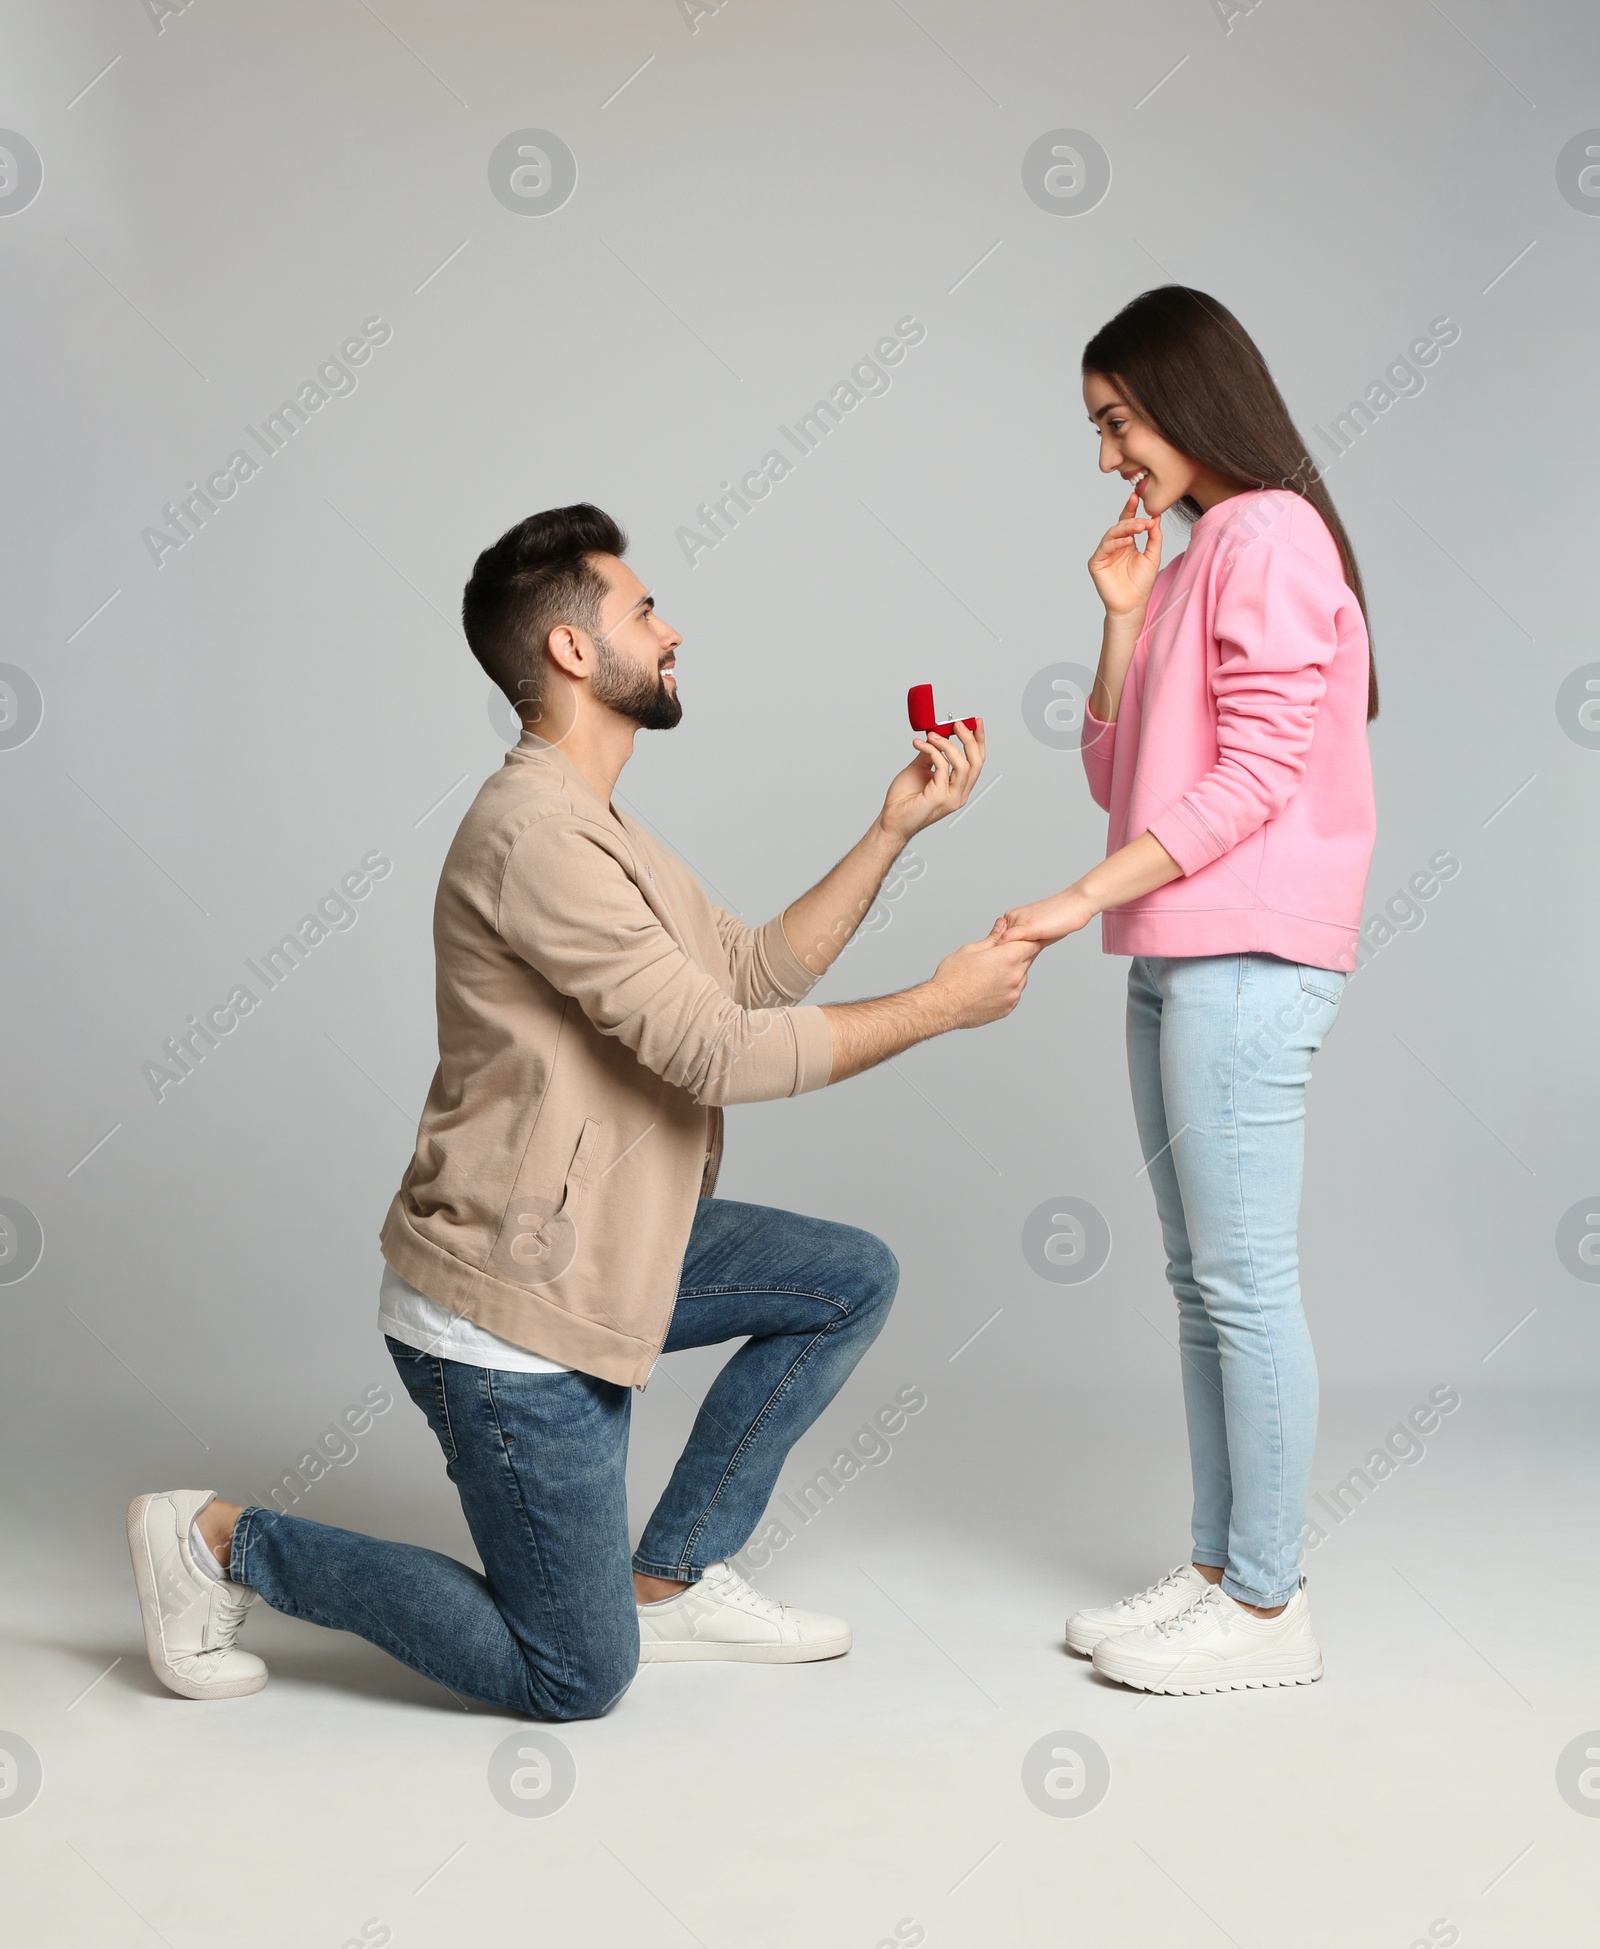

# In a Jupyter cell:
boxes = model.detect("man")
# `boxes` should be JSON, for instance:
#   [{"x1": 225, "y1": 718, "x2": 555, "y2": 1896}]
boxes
[{"x1": 127, "y1": 504, "x2": 1036, "y2": 1719}]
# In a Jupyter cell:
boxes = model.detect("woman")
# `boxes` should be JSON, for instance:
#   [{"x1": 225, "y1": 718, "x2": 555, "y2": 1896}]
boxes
[{"x1": 999, "y1": 286, "x2": 1377, "y2": 1694}]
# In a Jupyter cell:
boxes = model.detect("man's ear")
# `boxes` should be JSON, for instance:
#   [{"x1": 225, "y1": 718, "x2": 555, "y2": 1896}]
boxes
[{"x1": 543, "y1": 622, "x2": 589, "y2": 681}]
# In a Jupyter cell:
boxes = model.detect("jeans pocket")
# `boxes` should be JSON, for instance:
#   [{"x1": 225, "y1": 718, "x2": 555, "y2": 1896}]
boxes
[
  {"x1": 1296, "y1": 963, "x2": 1345, "y2": 1006},
  {"x1": 386, "y1": 1336, "x2": 458, "y2": 1464}
]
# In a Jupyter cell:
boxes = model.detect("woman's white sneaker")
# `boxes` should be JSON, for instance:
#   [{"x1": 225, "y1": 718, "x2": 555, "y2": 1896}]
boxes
[
  {"x1": 127, "y1": 1490, "x2": 267, "y2": 1699},
  {"x1": 1091, "y1": 1579, "x2": 1322, "y2": 1694},
  {"x1": 637, "y1": 1561, "x2": 851, "y2": 1663},
  {"x1": 1064, "y1": 1563, "x2": 1211, "y2": 1656}
]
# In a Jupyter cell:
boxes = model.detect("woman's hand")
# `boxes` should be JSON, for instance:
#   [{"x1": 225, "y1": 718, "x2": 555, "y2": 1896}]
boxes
[
  {"x1": 993, "y1": 888, "x2": 1097, "y2": 949},
  {"x1": 1088, "y1": 487, "x2": 1163, "y2": 622},
  {"x1": 996, "y1": 836, "x2": 1183, "y2": 951}
]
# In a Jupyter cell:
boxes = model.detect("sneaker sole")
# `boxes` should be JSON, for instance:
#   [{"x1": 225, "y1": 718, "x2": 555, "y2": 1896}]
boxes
[
  {"x1": 638, "y1": 1631, "x2": 852, "y2": 1665},
  {"x1": 1093, "y1": 1653, "x2": 1323, "y2": 1696},
  {"x1": 126, "y1": 1495, "x2": 267, "y2": 1701}
]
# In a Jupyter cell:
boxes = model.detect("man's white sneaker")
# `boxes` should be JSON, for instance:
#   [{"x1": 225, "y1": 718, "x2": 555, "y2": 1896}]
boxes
[
  {"x1": 636, "y1": 1560, "x2": 851, "y2": 1664},
  {"x1": 127, "y1": 1490, "x2": 267, "y2": 1700},
  {"x1": 1065, "y1": 1563, "x2": 1211, "y2": 1656},
  {"x1": 1090, "y1": 1578, "x2": 1322, "y2": 1694}
]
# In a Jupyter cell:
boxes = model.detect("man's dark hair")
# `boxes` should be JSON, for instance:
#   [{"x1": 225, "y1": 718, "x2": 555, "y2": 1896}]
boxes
[{"x1": 461, "y1": 503, "x2": 628, "y2": 716}]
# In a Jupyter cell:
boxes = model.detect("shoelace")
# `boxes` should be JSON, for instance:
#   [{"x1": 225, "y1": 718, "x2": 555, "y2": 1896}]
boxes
[
  {"x1": 711, "y1": 1566, "x2": 792, "y2": 1624},
  {"x1": 1152, "y1": 1586, "x2": 1226, "y2": 1638},
  {"x1": 1113, "y1": 1565, "x2": 1191, "y2": 1616},
  {"x1": 211, "y1": 1582, "x2": 254, "y2": 1648}
]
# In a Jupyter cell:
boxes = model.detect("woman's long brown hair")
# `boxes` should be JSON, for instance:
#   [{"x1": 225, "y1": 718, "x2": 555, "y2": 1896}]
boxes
[{"x1": 1083, "y1": 286, "x2": 1378, "y2": 721}]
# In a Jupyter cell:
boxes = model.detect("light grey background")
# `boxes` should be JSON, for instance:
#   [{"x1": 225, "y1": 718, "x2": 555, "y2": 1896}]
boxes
[
  {"x1": 4, "y1": 0, "x2": 1594, "y2": 1450},
  {"x1": 2, "y1": 5, "x2": 1598, "y2": 1941}
]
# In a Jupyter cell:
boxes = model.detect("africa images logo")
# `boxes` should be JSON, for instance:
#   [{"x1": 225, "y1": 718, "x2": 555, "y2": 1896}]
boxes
[{"x1": 141, "y1": 318, "x2": 394, "y2": 567}]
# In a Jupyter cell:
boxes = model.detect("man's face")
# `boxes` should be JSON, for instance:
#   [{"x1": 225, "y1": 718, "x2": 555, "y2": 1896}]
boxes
[{"x1": 588, "y1": 557, "x2": 683, "y2": 731}]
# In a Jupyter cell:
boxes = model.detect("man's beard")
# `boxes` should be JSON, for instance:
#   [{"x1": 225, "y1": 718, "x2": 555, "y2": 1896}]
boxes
[{"x1": 592, "y1": 637, "x2": 682, "y2": 730}]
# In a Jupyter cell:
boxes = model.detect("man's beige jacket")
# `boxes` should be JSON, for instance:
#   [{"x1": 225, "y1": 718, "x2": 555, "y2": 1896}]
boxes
[{"x1": 380, "y1": 736, "x2": 834, "y2": 1385}]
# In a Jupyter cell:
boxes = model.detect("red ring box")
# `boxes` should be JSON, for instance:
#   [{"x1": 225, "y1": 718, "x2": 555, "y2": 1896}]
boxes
[{"x1": 907, "y1": 684, "x2": 978, "y2": 738}]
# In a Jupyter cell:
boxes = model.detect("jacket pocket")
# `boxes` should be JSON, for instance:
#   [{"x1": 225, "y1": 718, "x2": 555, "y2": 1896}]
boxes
[{"x1": 493, "y1": 1118, "x2": 602, "y2": 1289}]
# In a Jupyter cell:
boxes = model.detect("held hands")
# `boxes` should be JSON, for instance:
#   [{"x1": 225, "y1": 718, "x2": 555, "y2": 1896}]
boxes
[
  {"x1": 993, "y1": 888, "x2": 1097, "y2": 949},
  {"x1": 1089, "y1": 486, "x2": 1162, "y2": 622},
  {"x1": 928, "y1": 927, "x2": 1041, "y2": 1030},
  {"x1": 878, "y1": 718, "x2": 985, "y2": 848},
  {"x1": 995, "y1": 836, "x2": 1182, "y2": 951}
]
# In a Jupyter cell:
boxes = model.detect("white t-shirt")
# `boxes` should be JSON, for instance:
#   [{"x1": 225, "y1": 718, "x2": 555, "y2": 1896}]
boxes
[{"x1": 377, "y1": 1263, "x2": 571, "y2": 1374}]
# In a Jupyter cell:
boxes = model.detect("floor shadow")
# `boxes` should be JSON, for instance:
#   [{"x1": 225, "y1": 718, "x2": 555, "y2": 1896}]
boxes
[{"x1": 21, "y1": 1632, "x2": 497, "y2": 1717}]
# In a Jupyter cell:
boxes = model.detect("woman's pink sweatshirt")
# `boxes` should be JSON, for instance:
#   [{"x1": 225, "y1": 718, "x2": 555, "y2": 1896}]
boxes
[{"x1": 1081, "y1": 489, "x2": 1376, "y2": 972}]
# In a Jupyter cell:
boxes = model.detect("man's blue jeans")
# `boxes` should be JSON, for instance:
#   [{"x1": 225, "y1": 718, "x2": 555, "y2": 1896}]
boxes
[
  {"x1": 1126, "y1": 953, "x2": 1345, "y2": 1608},
  {"x1": 231, "y1": 1199, "x2": 898, "y2": 1720}
]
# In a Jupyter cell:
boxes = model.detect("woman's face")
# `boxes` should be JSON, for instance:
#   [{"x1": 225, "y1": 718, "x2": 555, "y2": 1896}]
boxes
[{"x1": 1083, "y1": 369, "x2": 1220, "y2": 517}]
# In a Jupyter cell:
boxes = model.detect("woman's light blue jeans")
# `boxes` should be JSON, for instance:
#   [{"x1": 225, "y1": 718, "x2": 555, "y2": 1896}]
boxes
[{"x1": 1126, "y1": 952, "x2": 1345, "y2": 1608}]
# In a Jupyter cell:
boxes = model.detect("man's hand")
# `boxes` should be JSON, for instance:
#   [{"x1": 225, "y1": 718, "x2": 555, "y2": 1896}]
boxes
[
  {"x1": 925, "y1": 929, "x2": 1041, "y2": 1029},
  {"x1": 877, "y1": 718, "x2": 985, "y2": 848},
  {"x1": 782, "y1": 718, "x2": 987, "y2": 982}
]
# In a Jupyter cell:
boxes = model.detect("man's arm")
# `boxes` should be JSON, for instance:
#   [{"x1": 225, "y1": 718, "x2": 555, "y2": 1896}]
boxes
[
  {"x1": 499, "y1": 816, "x2": 833, "y2": 1107},
  {"x1": 781, "y1": 720, "x2": 985, "y2": 979},
  {"x1": 501, "y1": 782, "x2": 1034, "y2": 1106},
  {"x1": 780, "y1": 819, "x2": 904, "y2": 981},
  {"x1": 821, "y1": 931, "x2": 1039, "y2": 1083}
]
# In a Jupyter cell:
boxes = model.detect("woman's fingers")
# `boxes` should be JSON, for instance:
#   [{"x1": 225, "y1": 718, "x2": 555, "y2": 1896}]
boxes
[
  {"x1": 1099, "y1": 516, "x2": 1160, "y2": 544},
  {"x1": 1091, "y1": 519, "x2": 1160, "y2": 567}
]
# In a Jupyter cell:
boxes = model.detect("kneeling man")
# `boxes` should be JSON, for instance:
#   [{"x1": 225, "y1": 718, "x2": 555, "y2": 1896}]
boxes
[{"x1": 127, "y1": 504, "x2": 1035, "y2": 1718}]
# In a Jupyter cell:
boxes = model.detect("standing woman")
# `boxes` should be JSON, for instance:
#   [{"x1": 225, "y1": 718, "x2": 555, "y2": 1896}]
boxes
[{"x1": 999, "y1": 286, "x2": 1377, "y2": 1694}]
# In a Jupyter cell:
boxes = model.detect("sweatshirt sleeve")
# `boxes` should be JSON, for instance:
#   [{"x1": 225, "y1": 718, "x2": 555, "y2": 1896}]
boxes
[
  {"x1": 710, "y1": 906, "x2": 824, "y2": 1007},
  {"x1": 497, "y1": 818, "x2": 833, "y2": 1106},
  {"x1": 1145, "y1": 533, "x2": 1341, "y2": 877},
  {"x1": 1080, "y1": 702, "x2": 1116, "y2": 811}
]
